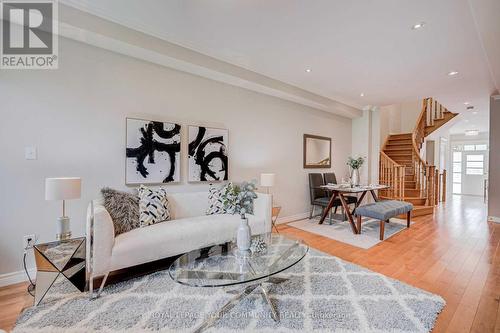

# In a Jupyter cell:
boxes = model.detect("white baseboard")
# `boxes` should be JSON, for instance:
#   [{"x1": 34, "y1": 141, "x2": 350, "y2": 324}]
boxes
[
  {"x1": 488, "y1": 216, "x2": 500, "y2": 223},
  {"x1": 276, "y1": 212, "x2": 309, "y2": 225},
  {"x1": 0, "y1": 268, "x2": 36, "y2": 288}
]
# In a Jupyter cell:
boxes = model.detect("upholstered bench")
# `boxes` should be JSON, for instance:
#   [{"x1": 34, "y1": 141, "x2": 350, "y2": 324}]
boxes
[{"x1": 354, "y1": 200, "x2": 413, "y2": 240}]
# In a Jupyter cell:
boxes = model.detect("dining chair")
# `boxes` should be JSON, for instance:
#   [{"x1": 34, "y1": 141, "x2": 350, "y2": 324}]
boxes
[
  {"x1": 308, "y1": 173, "x2": 342, "y2": 223},
  {"x1": 323, "y1": 172, "x2": 358, "y2": 207}
]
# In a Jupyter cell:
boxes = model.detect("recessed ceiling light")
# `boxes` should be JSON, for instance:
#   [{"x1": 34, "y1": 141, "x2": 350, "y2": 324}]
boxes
[
  {"x1": 448, "y1": 71, "x2": 459, "y2": 76},
  {"x1": 464, "y1": 102, "x2": 470, "y2": 105},
  {"x1": 360, "y1": 93, "x2": 365, "y2": 97},
  {"x1": 465, "y1": 129, "x2": 479, "y2": 136},
  {"x1": 305, "y1": 68, "x2": 312, "y2": 73},
  {"x1": 472, "y1": 111, "x2": 478, "y2": 115},
  {"x1": 411, "y1": 22, "x2": 425, "y2": 30}
]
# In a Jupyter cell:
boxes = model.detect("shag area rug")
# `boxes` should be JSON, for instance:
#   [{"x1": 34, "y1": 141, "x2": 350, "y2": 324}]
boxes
[
  {"x1": 289, "y1": 218, "x2": 411, "y2": 249},
  {"x1": 14, "y1": 249, "x2": 444, "y2": 333}
]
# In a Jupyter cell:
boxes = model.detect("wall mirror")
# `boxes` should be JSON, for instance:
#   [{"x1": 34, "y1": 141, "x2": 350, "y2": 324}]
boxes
[{"x1": 303, "y1": 134, "x2": 331, "y2": 168}]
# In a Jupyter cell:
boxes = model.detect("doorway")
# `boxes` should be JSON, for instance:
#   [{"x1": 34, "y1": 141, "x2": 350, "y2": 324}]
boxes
[{"x1": 452, "y1": 143, "x2": 489, "y2": 197}]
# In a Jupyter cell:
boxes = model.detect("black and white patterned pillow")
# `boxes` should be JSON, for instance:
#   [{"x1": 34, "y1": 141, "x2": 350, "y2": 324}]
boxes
[
  {"x1": 206, "y1": 183, "x2": 230, "y2": 215},
  {"x1": 138, "y1": 185, "x2": 170, "y2": 227}
]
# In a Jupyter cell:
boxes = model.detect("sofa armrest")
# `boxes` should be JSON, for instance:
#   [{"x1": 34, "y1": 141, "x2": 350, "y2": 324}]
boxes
[
  {"x1": 254, "y1": 193, "x2": 272, "y2": 233},
  {"x1": 86, "y1": 201, "x2": 115, "y2": 278}
]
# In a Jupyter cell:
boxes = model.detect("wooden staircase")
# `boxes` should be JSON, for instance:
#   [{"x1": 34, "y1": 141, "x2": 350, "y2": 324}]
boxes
[{"x1": 379, "y1": 98, "x2": 458, "y2": 217}]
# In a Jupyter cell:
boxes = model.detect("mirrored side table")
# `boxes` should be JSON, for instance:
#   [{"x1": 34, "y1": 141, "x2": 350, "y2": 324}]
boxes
[{"x1": 33, "y1": 237, "x2": 86, "y2": 305}]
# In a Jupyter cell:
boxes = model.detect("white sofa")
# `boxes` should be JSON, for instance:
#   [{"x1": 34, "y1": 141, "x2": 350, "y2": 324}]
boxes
[{"x1": 86, "y1": 191, "x2": 272, "y2": 295}]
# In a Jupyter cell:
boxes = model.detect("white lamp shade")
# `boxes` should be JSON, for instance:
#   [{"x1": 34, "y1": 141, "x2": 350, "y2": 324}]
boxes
[
  {"x1": 260, "y1": 173, "x2": 276, "y2": 187},
  {"x1": 45, "y1": 177, "x2": 82, "y2": 200}
]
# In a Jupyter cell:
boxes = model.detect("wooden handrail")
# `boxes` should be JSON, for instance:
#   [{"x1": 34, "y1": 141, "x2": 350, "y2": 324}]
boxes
[
  {"x1": 379, "y1": 151, "x2": 405, "y2": 200},
  {"x1": 411, "y1": 98, "x2": 450, "y2": 206},
  {"x1": 380, "y1": 97, "x2": 450, "y2": 208}
]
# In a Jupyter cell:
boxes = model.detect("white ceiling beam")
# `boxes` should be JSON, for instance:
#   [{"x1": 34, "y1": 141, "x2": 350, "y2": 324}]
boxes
[{"x1": 58, "y1": 4, "x2": 362, "y2": 119}]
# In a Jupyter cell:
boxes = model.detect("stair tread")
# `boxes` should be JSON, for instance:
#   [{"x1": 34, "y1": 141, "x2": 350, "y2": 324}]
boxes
[
  {"x1": 384, "y1": 145, "x2": 412, "y2": 152},
  {"x1": 385, "y1": 152, "x2": 412, "y2": 155}
]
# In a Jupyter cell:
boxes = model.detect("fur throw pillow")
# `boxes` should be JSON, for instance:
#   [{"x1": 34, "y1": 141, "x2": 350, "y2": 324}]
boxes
[{"x1": 101, "y1": 187, "x2": 140, "y2": 236}]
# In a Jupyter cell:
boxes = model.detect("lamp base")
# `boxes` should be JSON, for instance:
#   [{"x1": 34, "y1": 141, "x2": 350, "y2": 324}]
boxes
[{"x1": 56, "y1": 216, "x2": 72, "y2": 241}]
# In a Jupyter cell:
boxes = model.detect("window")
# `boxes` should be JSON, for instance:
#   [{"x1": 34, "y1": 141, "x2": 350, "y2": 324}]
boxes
[
  {"x1": 460, "y1": 144, "x2": 488, "y2": 151},
  {"x1": 475, "y1": 144, "x2": 487, "y2": 151},
  {"x1": 467, "y1": 155, "x2": 484, "y2": 162},
  {"x1": 467, "y1": 161, "x2": 483, "y2": 168},
  {"x1": 452, "y1": 151, "x2": 462, "y2": 194},
  {"x1": 465, "y1": 154, "x2": 484, "y2": 176}
]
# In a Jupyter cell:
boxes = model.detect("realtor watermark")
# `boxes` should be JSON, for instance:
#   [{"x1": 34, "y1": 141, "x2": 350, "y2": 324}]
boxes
[{"x1": 1, "y1": 0, "x2": 58, "y2": 69}]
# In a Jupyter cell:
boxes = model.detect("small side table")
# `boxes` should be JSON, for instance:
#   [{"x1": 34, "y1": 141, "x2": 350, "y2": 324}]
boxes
[
  {"x1": 33, "y1": 237, "x2": 86, "y2": 305},
  {"x1": 272, "y1": 206, "x2": 281, "y2": 233}
]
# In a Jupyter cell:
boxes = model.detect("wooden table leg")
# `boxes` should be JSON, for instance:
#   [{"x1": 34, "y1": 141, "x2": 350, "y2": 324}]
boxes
[
  {"x1": 370, "y1": 190, "x2": 380, "y2": 202},
  {"x1": 318, "y1": 192, "x2": 338, "y2": 224},
  {"x1": 356, "y1": 191, "x2": 367, "y2": 208},
  {"x1": 339, "y1": 193, "x2": 358, "y2": 234}
]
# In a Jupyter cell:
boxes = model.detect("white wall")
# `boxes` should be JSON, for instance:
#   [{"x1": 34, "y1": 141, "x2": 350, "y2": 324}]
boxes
[
  {"x1": 351, "y1": 107, "x2": 384, "y2": 189},
  {"x1": 351, "y1": 109, "x2": 371, "y2": 183},
  {"x1": 379, "y1": 100, "x2": 422, "y2": 141},
  {"x1": 399, "y1": 101, "x2": 422, "y2": 133},
  {"x1": 489, "y1": 94, "x2": 500, "y2": 220},
  {"x1": 0, "y1": 38, "x2": 352, "y2": 277}
]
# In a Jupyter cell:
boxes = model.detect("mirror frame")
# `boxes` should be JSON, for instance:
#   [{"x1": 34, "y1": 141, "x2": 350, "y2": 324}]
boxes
[{"x1": 303, "y1": 134, "x2": 332, "y2": 169}]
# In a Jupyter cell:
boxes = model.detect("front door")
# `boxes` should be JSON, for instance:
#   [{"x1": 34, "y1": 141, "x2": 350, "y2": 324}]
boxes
[
  {"x1": 462, "y1": 150, "x2": 488, "y2": 196},
  {"x1": 452, "y1": 143, "x2": 488, "y2": 196}
]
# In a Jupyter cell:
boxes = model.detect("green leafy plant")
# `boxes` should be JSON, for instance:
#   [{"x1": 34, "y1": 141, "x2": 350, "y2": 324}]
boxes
[
  {"x1": 222, "y1": 180, "x2": 258, "y2": 217},
  {"x1": 347, "y1": 156, "x2": 365, "y2": 170}
]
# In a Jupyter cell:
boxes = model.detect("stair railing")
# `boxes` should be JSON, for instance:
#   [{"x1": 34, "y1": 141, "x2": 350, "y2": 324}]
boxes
[
  {"x1": 440, "y1": 170, "x2": 447, "y2": 202},
  {"x1": 379, "y1": 151, "x2": 405, "y2": 200},
  {"x1": 412, "y1": 98, "x2": 449, "y2": 206},
  {"x1": 411, "y1": 99, "x2": 429, "y2": 202}
]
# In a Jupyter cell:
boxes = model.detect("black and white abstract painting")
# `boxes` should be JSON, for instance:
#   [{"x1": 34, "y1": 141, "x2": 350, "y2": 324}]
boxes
[
  {"x1": 188, "y1": 126, "x2": 228, "y2": 182},
  {"x1": 126, "y1": 118, "x2": 181, "y2": 184}
]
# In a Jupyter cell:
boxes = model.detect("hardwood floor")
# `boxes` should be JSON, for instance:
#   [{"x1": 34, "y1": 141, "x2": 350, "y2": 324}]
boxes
[
  {"x1": 278, "y1": 195, "x2": 500, "y2": 333},
  {"x1": 1, "y1": 195, "x2": 498, "y2": 332}
]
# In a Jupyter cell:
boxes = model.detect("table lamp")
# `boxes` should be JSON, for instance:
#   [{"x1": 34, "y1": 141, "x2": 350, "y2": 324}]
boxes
[
  {"x1": 260, "y1": 173, "x2": 275, "y2": 194},
  {"x1": 45, "y1": 177, "x2": 81, "y2": 240}
]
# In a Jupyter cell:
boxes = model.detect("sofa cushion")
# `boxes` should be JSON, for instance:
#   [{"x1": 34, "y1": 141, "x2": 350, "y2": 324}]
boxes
[
  {"x1": 110, "y1": 214, "x2": 266, "y2": 271},
  {"x1": 166, "y1": 192, "x2": 208, "y2": 219},
  {"x1": 138, "y1": 185, "x2": 170, "y2": 227},
  {"x1": 355, "y1": 200, "x2": 413, "y2": 221},
  {"x1": 101, "y1": 188, "x2": 140, "y2": 236}
]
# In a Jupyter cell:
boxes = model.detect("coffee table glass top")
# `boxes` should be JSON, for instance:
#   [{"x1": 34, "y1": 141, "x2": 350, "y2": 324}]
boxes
[{"x1": 169, "y1": 233, "x2": 308, "y2": 287}]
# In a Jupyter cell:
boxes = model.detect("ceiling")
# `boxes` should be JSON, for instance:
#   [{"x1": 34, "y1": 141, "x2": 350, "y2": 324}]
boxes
[{"x1": 61, "y1": 0, "x2": 499, "y2": 133}]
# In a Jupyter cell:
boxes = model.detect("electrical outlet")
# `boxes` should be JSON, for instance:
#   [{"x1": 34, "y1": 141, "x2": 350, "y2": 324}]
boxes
[
  {"x1": 24, "y1": 146, "x2": 37, "y2": 160},
  {"x1": 23, "y1": 234, "x2": 37, "y2": 250}
]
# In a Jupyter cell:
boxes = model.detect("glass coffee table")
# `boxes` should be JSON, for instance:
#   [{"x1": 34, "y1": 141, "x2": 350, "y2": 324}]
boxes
[{"x1": 169, "y1": 233, "x2": 308, "y2": 332}]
